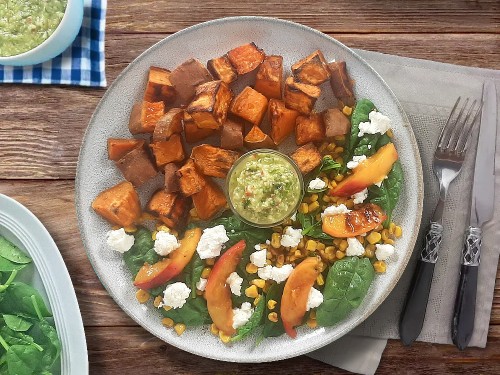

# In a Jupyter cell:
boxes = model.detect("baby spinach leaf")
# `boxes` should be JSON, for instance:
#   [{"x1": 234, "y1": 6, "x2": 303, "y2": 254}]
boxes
[
  {"x1": 0, "y1": 327, "x2": 42, "y2": 352},
  {"x1": 29, "y1": 320, "x2": 61, "y2": 371},
  {"x1": 231, "y1": 295, "x2": 265, "y2": 342},
  {"x1": 0, "y1": 237, "x2": 31, "y2": 265},
  {"x1": 183, "y1": 253, "x2": 204, "y2": 299},
  {"x1": 316, "y1": 257, "x2": 375, "y2": 327},
  {"x1": 160, "y1": 297, "x2": 211, "y2": 326},
  {"x1": 367, "y1": 160, "x2": 403, "y2": 227},
  {"x1": 304, "y1": 156, "x2": 341, "y2": 193},
  {"x1": 0, "y1": 258, "x2": 27, "y2": 273},
  {"x1": 296, "y1": 212, "x2": 333, "y2": 242},
  {"x1": 353, "y1": 134, "x2": 380, "y2": 157},
  {"x1": 0, "y1": 283, "x2": 51, "y2": 318},
  {"x1": 261, "y1": 282, "x2": 286, "y2": 338},
  {"x1": 376, "y1": 134, "x2": 391, "y2": 149},
  {"x1": 2, "y1": 315, "x2": 32, "y2": 332},
  {"x1": 6, "y1": 344, "x2": 43, "y2": 375},
  {"x1": 122, "y1": 227, "x2": 158, "y2": 278}
]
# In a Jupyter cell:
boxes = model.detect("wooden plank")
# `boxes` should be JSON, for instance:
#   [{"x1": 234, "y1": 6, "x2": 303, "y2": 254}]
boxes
[
  {"x1": 86, "y1": 326, "x2": 500, "y2": 374},
  {"x1": 0, "y1": 33, "x2": 498, "y2": 180},
  {"x1": 106, "y1": 0, "x2": 500, "y2": 33}
]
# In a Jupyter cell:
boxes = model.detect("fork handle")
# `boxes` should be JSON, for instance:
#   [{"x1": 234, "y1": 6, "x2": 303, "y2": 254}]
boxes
[{"x1": 399, "y1": 222, "x2": 443, "y2": 346}]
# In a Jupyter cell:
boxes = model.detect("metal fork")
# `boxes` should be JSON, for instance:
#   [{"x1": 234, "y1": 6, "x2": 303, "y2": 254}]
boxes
[{"x1": 399, "y1": 97, "x2": 482, "y2": 346}]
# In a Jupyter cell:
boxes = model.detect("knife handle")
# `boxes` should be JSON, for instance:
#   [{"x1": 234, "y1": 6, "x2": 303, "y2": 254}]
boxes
[
  {"x1": 452, "y1": 226, "x2": 481, "y2": 350},
  {"x1": 399, "y1": 222, "x2": 442, "y2": 346}
]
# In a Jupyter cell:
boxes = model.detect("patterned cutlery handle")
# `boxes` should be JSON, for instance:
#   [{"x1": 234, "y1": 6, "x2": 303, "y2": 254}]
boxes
[
  {"x1": 399, "y1": 222, "x2": 443, "y2": 345},
  {"x1": 452, "y1": 226, "x2": 481, "y2": 350}
]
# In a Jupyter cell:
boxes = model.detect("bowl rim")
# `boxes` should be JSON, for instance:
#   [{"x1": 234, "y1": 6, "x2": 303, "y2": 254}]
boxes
[{"x1": 0, "y1": 0, "x2": 83, "y2": 62}]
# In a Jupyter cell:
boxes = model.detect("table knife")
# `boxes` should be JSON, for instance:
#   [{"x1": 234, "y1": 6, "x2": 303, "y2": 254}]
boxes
[{"x1": 451, "y1": 81, "x2": 497, "y2": 350}]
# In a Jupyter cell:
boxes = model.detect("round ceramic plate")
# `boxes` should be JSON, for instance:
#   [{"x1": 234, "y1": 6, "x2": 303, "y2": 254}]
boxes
[
  {"x1": 0, "y1": 194, "x2": 88, "y2": 374},
  {"x1": 76, "y1": 17, "x2": 423, "y2": 362}
]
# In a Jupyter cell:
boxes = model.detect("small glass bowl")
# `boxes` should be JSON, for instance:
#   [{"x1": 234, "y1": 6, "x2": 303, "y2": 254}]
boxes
[
  {"x1": 225, "y1": 149, "x2": 304, "y2": 228},
  {"x1": 0, "y1": 0, "x2": 84, "y2": 66}
]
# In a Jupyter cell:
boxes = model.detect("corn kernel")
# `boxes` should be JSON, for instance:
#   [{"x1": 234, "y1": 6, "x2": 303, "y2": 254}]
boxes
[
  {"x1": 277, "y1": 254, "x2": 285, "y2": 265},
  {"x1": 394, "y1": 226, "x2": 403, "y2": 238},
  {"x1": 309, "y1": 201, "x2": 320, "y2": 212},
  {"x1": 387, "y1": 129, "x2": 394, "y2": 138},
  {"x1": 356, "y1": 235, "x2": 365, "y2": 244},
  {"x1": 201, "y1": 267, "x2": 211, "y2": 278},
  {"x1": 299, "y1": 202, "x2": 309, "y2": 214},
  {"x1": 318, "y1": 142, "x2": 328, "y2": 153},
  {"x1": 334, "y1": 146, "x2": 344, "y2": 154},
  {"x1": 334, "y1": 174, "x2": 344, "y2": 182},
  {"x1": 263, "y1": 281, "x2": 271, "y2": 293},
  {"x1": 320, "y1": 262, "x2": 328, "y2": 272},
  {"x1": 162, "y1": 317, "x2": 174, "y2": 327},
  {"x1": 316, "y1": 242, "x2": 326, "y2": 251},
  {"x1": 316, "y1": 274, "x2": 325, "y2": 286},
  {"x1": 219, "y1": 330, "x2": 231, "y2": 343},
  {"x1": 271, "y1": 232, "x2": 281, "y2": 248},
  {"x1": 253, "y1": 295, "x2": 262, "y2": 306},
  {"x1": 381, "y1": 229, "x2": 390, "y2": 241},
  {"x1": 298, "y1": 239, "x2": 305, "y2": 249},
  {"x1": 266, "y1": 251, "x2": 273, "y2": 259},
  {"x1": 366, "y1": 232, "x2": 382, "y2": 245},
  {"x1": 334, "y1": 134, "x2": 346, "y2": 143},
  {"x1": 389, "y1": 222, "x2": 396, "y2": 234},
  {"x1": 333, "y1": 238, "x2": 342, "y2": 247},
  {"x1": 335, "y1": 157, "x2": 344, "y2": 165},
  {"x1": 384, "y1": 238, "x2": 395, "y2": 245},
  {"x1": 163, "y1": 305, "x2": 172, "y2": 312},
  {"x1": 268, "y1": 299, "x2": 277, "y2": 310},
  {"x1": 245, "y1": 285, "x2": 259, "y2": 298},
  {"x1": 373, "y1": 260, "x2": 387, "y2": 273},
  {"x1": 153, "y1": 295, "x2": 163, "y2": 308},
  {"x1": 309, "y1": 310, "x2": 317, "y2": 319},
  {"x1": 336, "y1": 250, "x2": 345, "y2": 259},
  {"x1": 345, "y1": 199, "x2": 355, "y2": 209},
  {"x1": 151, "y1": 230, "x2": 158, "y2": 241},
  {"x1": 205, "y1": 258, "x2": 215, "y2": 266},
  {"x1": 307, "y1": 318, "x2": 318, "y2": 328},
  {"x1": 342, "y1": 106, "x2": 353, "y2": 116},
  {"x1": 310, "y1": 194, "x2": 319, "y2": 202},
  {"x1": 135, "y1": 289, "x2": 150, "y2": 304},
  {"x1": 251, "y1": 278, "x2": 266, "y2": 289},
  {"x1": 174, "y1": 323, "x2": 186, "y2": 336},
  {"x1": 327, "y1": 143, "x2": 336, "y2": 151},
  {"x1": 196, "y1": 289, "x2": 203, "y2": 296},
  {"x1": 124, "y1": 226, "x2": 137, "y2": 233},
  {"x1": 325, "y1": 246, "x2": 335, "y2": 256},
  {"x1": 306, "y1": 240, "x2": 318, "y2": 251},
  {"x1": 338, "y1": 240, "x2": 348, "y2": 252},
  {"x1": 246, "y1": 263, "x2": 258, "y2": 274},
  {"x1": 189, "y1": 207, "x2": 199, "y2": 218},
  {"x1": 364, "y1": 248, "x2": 374, "y2": 258},
  {"x1": 322, "y1": 195, "x2": 331, "y2": 203},
  {"x1": 266, "y1": 259, "x2": 273, "y2": 265},
  {"x1": 210, "y1": 323, "x2": 219, "y2": 335},
  {"x1": 268, "y1": 312, "x2": 279, "y2": 323}
]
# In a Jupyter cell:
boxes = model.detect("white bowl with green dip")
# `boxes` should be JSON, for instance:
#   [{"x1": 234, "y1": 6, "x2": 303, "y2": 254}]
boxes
[
  {"x1": 0, "y1": 0, "x2": 84, "y2": 66},
  {"x1": 226, "y1": 149, "x2": 304, "y2": 228}
]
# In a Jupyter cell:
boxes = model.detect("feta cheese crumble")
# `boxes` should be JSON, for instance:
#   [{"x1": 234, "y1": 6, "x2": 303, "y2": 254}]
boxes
[
  {"x1": 346, "y1": 237, "x2": 365, "y2": 257},
  {"x1": 374, "y1": 180, "x2": 383, "y2": 187},
  {"x1": 232, "y1": 302, "x2": 254, "y2": 329},
  {"x1": 226, "y1": 272, "x2": 243, "y2": 296},
  {"x1": 250, "y1": 249, "x2": 267, "y2": 268},
  {"x1": 196, "y1": 278, "x2": 207, "y2": 292},
  {"x1": 306, "y1": 287, "x2": 324, "y2": 311},
  {"x1": 358, "y1": 110, "x2": 392, "y2": 137},
  {"x1": 346, "y1": 155, "x2": 367, "y2": 170},
  {"x1": 162, "y1": 282, "x2": 191, "y2": 309},
  {"x1": 308, "y1": 178, "x2": 327, "y2": 190},
  {"x1": 258, "y1": 264, "x2": 294, "y2": 283},
  {"x1": 351, "y1": 188, "x2": 368, "y2": 204},
  {"x1": 375, "y1": 244, "x2": 395, "y2": 261},
  {"x1": 106, "y1": 228, "x2": 134, "y2": 253},
  {"x1": 196, "y1": 225, "x2": 229, "y2": 259},
  {"x1": 321, "y1": 204, "x2": 351, "y2": 219},
  {"x1": 154, "y1": 231, "x2": 180, "y2": 256},
  {"x1": 280, "y1": 227, "x2": 303, "y2": 248}
]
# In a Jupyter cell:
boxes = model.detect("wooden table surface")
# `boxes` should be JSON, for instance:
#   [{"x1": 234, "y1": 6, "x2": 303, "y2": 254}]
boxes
[{"x1": 1, "y1": 1, "x2": 499, "y2": 373}]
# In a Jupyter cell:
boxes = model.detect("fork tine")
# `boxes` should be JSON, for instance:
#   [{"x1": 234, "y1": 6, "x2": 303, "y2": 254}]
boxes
[
  {"x1": 443, "y1": 97, "x2": 470, "y2": 150},
  {"x1": 437, "y1": 97, "x2": 461, "y2": 149},
  {"x1": 458, "y1": 101, "x2": 483, "y2": 153},
  {"x1": 451, "y1": 99, "x2": 478, "y2": 151}
]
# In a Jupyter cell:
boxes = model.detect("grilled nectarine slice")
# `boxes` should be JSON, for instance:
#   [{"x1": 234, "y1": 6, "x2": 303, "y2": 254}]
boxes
[{"x1": 322, "y1": 203, "x2": 387, "y2": 238}]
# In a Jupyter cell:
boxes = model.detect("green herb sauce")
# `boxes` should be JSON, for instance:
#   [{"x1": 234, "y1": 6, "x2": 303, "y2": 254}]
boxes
[{"x1": 0, "y1": 0, "x2": 67, "y2": 57}]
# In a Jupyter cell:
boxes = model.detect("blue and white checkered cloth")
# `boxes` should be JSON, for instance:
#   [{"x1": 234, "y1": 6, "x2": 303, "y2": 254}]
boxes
[{"x1": 0, "y1": 0, "x2": 107, "y2": 87}]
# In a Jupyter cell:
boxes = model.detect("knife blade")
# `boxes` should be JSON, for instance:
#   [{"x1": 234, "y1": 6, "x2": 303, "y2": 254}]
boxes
[{"x1": 452, "y1": 81, "x2": 497, "y2": 350}]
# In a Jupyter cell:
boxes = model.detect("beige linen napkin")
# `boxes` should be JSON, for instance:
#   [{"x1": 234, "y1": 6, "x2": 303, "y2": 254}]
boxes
[{"x1": 308, "y1": 50, "x2": 500, "y2": 374}]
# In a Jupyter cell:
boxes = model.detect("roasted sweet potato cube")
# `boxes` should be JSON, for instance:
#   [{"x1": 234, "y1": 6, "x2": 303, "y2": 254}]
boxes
[
  {"x1": 170, "y1": 58, "x2": 213, "y2": 106},
  {"x1": 115, "y1": 145, "x2": 158, "y2": 187},
  {"x1": 144, "y1": 66, "x2": 176, "y2": 104},
  {"x1": 230, "y1": 86, "x2": 268, "y2": 126},
  {"x1": 129, "y1": 101, "x2": 165, "y2": 134},
  {"x1": 220, "y1": 119, "x2": 244, "y2": 150},
  {"x1": 183, "y1": 112, "x2": 217, "y2": 143},
  {"x1": 92, "y1": 181, "x2": 142, "y2": 227},
  {"x1": 328, "y1": 61, "x2": 355, "y2": 107},
  {"x1": 164, "y1": 163, "x2": 180, "y2": 193},
  {"x1": 227, "y1": 42, "x2": 265, "y2": 75},
  {"x1": 192, "y1": 178, "x2": 227, "y2": 221},
  {"x1": 244, "y1": 126, "x2": 276, "y2": 150},
  {"x1": 191, "y1": 144, "x2": 240, "y2": 178},
  {"x1": 176, "y1": 159, "x2": 206, "y2": 196},
  {"x1": 207, "y1": 56, "x2": 238, "y2": 84},
  {"x1": 296, "y1": 113, "x2": 325, "y2": 146},
  {"x1": 153, "y1": 108, "x2": 183, "y2": 142},
  {"x1": 292, "y1": 50, "x2": 330, "y2": 85},
  {"x1": 107, "y1": 138, "x2": 145, "y2": 161},
  {"x1": 323, "y1": 108, "x2": 351, "y2": 138},
  {"x1": 147, "y1": 190, "x2": 190, "y2": 229},
  {"x1": 269, "y1": 99, "x2": 300, "y2": 145},
  {"x1": 254, "y1": 55, "x2": 283, "y2": 100},
  {"x1": 284, "y1": 77, "x2": 321, "y2": 115},
  {"x1": 186, "y1": 80, "x2": 233, "y2": 130},
  {"x1": 290, "y1": 143, "x2": 322, "y2": 174},
  {"x1": 150, "y1": 134, "x2": 185, "y2": 168}
]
